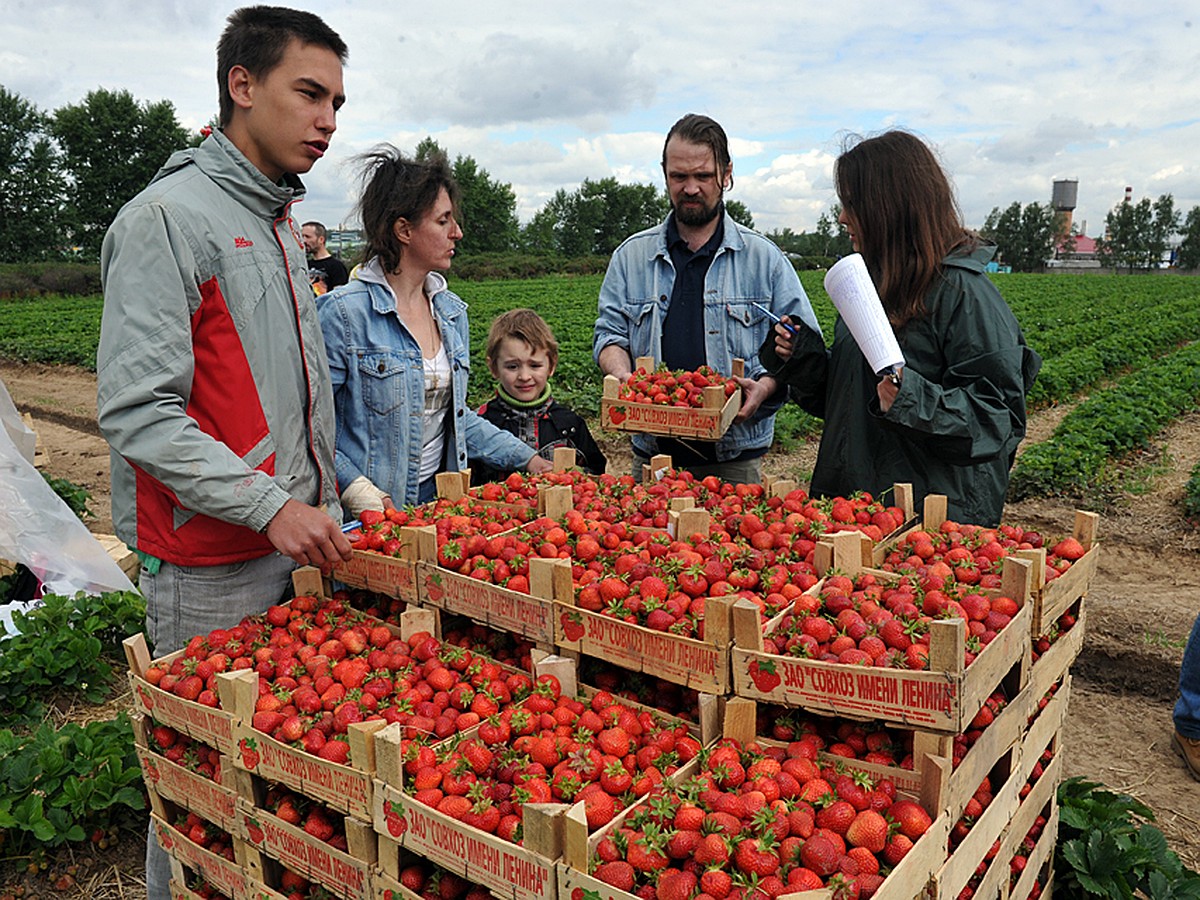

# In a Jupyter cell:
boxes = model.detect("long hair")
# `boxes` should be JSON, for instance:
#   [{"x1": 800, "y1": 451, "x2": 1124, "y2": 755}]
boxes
[
  {"x1": 217, "y1": 6, "x2": 347, "y2": 128},
  {"x1": 834, "y1": 131, "x2": 974, "y2": 325},
  {"x1": 353, "y1": 146, "x2": 459, "y2": 273}
]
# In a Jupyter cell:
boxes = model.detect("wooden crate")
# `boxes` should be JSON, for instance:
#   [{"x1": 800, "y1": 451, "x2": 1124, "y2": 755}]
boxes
[
  {"x1": 419, "y1": 555, "x2": 570, "y2": 647},
  {"x1": 1018, "y1": 511, "x2": 1100, "y2": 637},
  {"x1": 94, "y1": 532, "x2": 139, "y2": 582},
  {"x1": 930, "y1": 680, "x2": 1068, "y2": 900},
  {"x1": 372, "y1": 723, "x2": 569, "y2": 900},
  {"x1": 731, "y1": 555, "x2": 1034, "y2": 733},
  {"x1": 236, "y1": 796, "x2": 376, "y2": 900},
  {"x1": 600, "y1": 357, "x2": 742, "y2": 440},
  {"x1": 559, "y1": 770, "x2": 951, "y2": 900},
  {"x1": 1027, "y1": 599, "x2": 1086, "y2": 702},
  {"x1": 125, "y1": 632, "x2": 248, "y2": 756},
  {"x1": 151, "y1": 811, "x2": 250, "y2": 900},
  {"x1": 133, "y1": 714, "x2": 249, "y2": 834},
  {"x1": 333, "y1": 526, "x2": 436, "y2": 603}
]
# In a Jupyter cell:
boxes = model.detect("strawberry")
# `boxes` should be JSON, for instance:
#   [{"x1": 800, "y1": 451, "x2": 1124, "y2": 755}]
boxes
[
  {"x1": 800, "y1": 831, "x2": 843, "y2": 876},
  {"x1": 846, "y1": 809, "x2": 889, "y2": 854},
  {"x1": 888, "y1": 799, "x2": 933, "y2": 839},
  {"x1": 734, "y1": 836, "x2": 780, "y2": 876},
  {"x1": 595, "y1": 861, "x2": 635, "y2": 892}
]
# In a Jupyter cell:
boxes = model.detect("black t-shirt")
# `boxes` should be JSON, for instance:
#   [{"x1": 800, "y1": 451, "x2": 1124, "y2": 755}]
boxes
[{"x1": 309, "y1": 255, "x2": 349, "y2": 290}]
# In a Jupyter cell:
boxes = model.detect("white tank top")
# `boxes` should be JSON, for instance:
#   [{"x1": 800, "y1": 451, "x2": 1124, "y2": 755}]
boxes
[{"x1": 419, "y1": 344, "x2": 452, "y2": 481}]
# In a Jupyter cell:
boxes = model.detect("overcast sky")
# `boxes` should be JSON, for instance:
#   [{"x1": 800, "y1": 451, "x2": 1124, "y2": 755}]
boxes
[{"x1": 5, "y1": 1, "x2": 1198, "y2": 238}]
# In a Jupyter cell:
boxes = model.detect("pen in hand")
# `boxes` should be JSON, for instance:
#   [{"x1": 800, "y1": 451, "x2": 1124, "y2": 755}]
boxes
[{"x1": 748, "y1": 301, "x2": 798, "y2": 335}]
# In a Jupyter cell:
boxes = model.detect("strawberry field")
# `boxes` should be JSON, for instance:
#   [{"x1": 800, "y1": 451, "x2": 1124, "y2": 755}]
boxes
[{"x1": 1, "y1": 270, "x2": 1200, "y2": 899}]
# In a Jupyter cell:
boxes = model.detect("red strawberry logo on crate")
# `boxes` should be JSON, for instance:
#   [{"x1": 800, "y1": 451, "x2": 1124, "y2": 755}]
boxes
[
  {"x1": 609, "y1": 406, "x2": 627, "y2": 425},
  {"x1": 244, "y1": 815, "x2": 265, "y2": 844},
  {"x1": 571, "y1": 888, "x2": 602, "y2": 900},
  {"x1": 561, "y1": 610, "x2": 584, "y2": 642},
  {"x1": 383, "y1": 799, "x2": 407, "y2": 837},
  {"x1": 143, "y1": 758, "x2": 161, "y2": 784},
  {"x1": 426, "y1": 572, "x2": 445, "y2": 603},
  {"x1": 239, "y1": 736, "x2": 260, "y2": 769},
  {"x1": 136, "y1": 684, "x2": 154, "y2": 709},
  {"x1": 747, "y1": 658, "x2": 781, "y2": 692}
]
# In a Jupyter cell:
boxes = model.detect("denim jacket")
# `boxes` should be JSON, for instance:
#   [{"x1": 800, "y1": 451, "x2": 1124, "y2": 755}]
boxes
[
  {"x1": 318, "y1": 261, "x2": 534, "y2": 507},
  {"x1": 593, "y1": 210, "x2": 822, "y2": 460}
]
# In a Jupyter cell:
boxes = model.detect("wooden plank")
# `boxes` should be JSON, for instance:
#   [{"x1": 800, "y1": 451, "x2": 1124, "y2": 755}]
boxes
[
  {"x1": 151, "y1": 813, "x2": 249, "y2": 900},
  {"x1": 420, "y1": 561, "x2": 556, "y2": 644},
  {"x1": 133, "y1": 717, "x2": 241, "y2": 832},
  {"x1": 235, "y1": 797, "x2": 374, "y2": 900}
]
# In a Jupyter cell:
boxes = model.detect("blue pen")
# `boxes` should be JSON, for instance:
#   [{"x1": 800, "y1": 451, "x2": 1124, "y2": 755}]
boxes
[
  {"x1": 341, "y1": 519, "x2": 363, "y2": 533},
  {"x1": 749, "y1": 301, "x2": 798, "y2": 335}
]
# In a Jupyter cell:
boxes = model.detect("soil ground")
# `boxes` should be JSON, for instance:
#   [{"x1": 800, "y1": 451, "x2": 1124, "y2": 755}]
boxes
[{"x1": 2, "y1": 359, "x2": 1198, "y2": 897}]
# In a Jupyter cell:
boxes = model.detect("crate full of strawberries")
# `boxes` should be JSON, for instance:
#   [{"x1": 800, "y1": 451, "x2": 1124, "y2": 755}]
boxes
[{"x1": 601, "y1": 358, "x2": 743, "y2": 440}]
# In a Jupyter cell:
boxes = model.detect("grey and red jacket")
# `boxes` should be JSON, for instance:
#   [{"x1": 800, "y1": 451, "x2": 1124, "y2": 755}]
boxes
[{"x1": 97, "y1": 130, "x2": 340, "y2": 566}]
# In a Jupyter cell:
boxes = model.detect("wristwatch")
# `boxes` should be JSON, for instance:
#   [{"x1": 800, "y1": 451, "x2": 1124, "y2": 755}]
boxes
[{"x1": 883, "y1": 368, "x2": 902, "y2": 387}]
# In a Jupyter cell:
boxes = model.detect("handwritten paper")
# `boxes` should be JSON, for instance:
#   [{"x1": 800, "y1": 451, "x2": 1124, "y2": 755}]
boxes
[{"x1": 823, "y1": 254, "x2": 905, "y2": 375}]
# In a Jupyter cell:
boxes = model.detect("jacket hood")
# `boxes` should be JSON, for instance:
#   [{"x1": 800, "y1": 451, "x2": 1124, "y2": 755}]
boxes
[
  {"x1": 943, "y1": 241, "x2": 999, "y2": 274},
  {"x1": 150, "y1": 129, "x2": 305, "y2": 216}
]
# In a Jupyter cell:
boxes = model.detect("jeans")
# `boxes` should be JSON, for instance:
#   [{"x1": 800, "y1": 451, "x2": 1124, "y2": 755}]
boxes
[
  {"x1": 632, "y1": 452, "x2": 763, "y2": 486},
  {"x1": 1175, "y1": 613, "x2": 1200, "y2": 739},
  {"x1": 142, "y1": 552, "x2": 297, "y2": 900}
]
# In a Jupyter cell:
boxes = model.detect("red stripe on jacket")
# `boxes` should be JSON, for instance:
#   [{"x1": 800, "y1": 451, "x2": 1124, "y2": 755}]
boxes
[{"x1": 133, "y1": 276, "x2": 276, "y2": 566}]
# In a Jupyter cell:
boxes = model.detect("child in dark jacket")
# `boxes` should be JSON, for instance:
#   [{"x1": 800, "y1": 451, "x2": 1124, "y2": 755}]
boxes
[{"x1": 470, "y1": 309, "x2": 606, "y2": 484}]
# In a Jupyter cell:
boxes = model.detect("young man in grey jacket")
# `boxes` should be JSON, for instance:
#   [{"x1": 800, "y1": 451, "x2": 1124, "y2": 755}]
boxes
[{"x1": 96, "y1": 8, "x2": 353, "y2": 898}]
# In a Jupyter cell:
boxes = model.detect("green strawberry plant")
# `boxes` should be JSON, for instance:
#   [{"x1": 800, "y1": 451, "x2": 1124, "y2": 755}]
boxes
[
  {"x1": 1184, "y1": 460, "x2": 1200, "y2": 526},
  {"x1": 1057, "y1": 776, "x2": 1200, "y2": 899},
  {"x1": 0, "y1": 590, "x2": 145, "y2": 725},
  {"x1": 0, "y1": 714, "x2": 146, "y2": 856}
]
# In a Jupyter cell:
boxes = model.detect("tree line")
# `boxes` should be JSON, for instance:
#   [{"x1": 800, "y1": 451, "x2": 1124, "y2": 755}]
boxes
[
  {"x1": 4, "y1": 83, "x2": 1197, "y2": 272},
  {"x1": 981, "y1": 195, "x2": 1200, "y2": 273},
  {"x1": 2, "y1": 85, "x2": 768, "y2": 265}
]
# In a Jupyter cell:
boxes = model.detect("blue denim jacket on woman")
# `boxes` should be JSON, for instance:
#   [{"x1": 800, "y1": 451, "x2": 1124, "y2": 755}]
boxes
[
  {"x1": 318, "y1": 261, "x2": 534, "y2": 507},
  {"x1": 593, "y1": 210, "x2": 823, "y2": 461}
]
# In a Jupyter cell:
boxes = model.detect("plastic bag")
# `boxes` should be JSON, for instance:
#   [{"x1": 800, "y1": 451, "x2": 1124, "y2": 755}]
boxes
[{"x1": 0, "y1": 375, "x2": 136, "y2": 611}]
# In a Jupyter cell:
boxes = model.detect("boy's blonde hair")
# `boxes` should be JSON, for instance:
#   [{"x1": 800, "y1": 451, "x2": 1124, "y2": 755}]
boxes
[{"x1": 485, "y1": 308, "x2": 559, "y2": 370}]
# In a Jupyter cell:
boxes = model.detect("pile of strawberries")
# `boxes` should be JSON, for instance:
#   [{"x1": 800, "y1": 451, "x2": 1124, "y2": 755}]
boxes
[
  {"x1": 182, "y1": 874, "x2": 234, "y2": 900},
  {"x1": 616, "y1": 364, "x2": 740, "y2": 409},
  {"x1": 262, "y1": 783, "x2": 348, "y2": 850},
  {"x1": 764, "y1": 571, "x2": 1021, "y2": 670},
  {"x1": 146, "y1": 720, "x2": 223, "y2": 783},
  {"x1": 588, "y1": 736, "x2": 933, "y2": 900},
  {"x1": 396, "y1": 682, "x2": 700, "y2": 842},
  {"x1": 168, "y1": 810, "x2": 237, "y2": 861},
  {"x1": 878, "y1": 521, "x2": 1087, "y2": 588}
]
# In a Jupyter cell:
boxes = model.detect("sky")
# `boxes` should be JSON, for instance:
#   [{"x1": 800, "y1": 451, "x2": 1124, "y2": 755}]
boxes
[{"x1": 4, "y1": 1, "x2": 1199, "y2": 238}]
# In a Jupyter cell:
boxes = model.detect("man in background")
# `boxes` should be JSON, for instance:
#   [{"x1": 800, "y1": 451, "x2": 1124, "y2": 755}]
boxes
[{"x1": 303, "y1": 219, "x2": 349, "y2": 292}]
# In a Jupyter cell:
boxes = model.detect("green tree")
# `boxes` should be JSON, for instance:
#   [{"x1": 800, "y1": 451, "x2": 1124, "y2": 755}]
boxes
[
  {"x1": 1096, "y1": 194, "x2": 1179, "y2": 271},
  {"x1": 1177, "y1": 206, "x2": 1200, "y2": 270},
  {"x1": 521, "y1": 178, "x2": 668, "y2": 257},
  {"x1": 51, "y1": 89, "x2": 190, "y2": 257},
  {"x1": 0, "y1": 87, "x2": 67, "y2": 261},
  {"x1": 980, "y1": 201, "x2": 1058, "y2": 272},
  {"x1": 724, "y1": 199, "x2": 754, "y2": 230}
]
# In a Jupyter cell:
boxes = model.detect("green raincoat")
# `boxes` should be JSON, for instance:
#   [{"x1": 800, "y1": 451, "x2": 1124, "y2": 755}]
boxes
[{"x1": 763, "y1": 243, "x2": 1041, "y2": 526}]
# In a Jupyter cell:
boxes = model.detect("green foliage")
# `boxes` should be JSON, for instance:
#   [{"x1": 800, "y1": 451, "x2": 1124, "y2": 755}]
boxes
[
  {"x1": 42, "y1": 473, "x2": 93, "y2": 520},
  {"x1": 415, "y1": 136, "x2": 521, "y2": 255},
  {"x1": 0, "y1": 87, "x2": 68, "y2": 261},
  {"x1": 0, "y1": 293, "x2": 102, "y2": 367},
  {"x1": 1009, "y1": 340, "x2": 1200, "y2": 500},
  {"x1": 1056, "y1": 776, "x2": 1200, "y2": 899},
  {"x1": 0, "y1": 590, "x2": 146, "y2": 725},
  {"x1": 766, "y1": 205, "x2": 853, "y2": 267},
  {"x1": 521, "y1": 178, "x2": 669, "y2": 256},
  {"x1": 1179, "y1": 207, "x2": 1200, "y2": 271},
  {"x1": 0, "y1": 714, "x2": 145, "y2": 854},
  {"x1": 724, "y1": 199, "x2": 754, "y2": 230},
  {"x1": 1184, "y1": 459, "x2": 1200, "y2": 525},
  {"x1": 51, "y1": 88, "x2": 191, "y2": 257},
  {"x1": 451, "y1": 252, "x2": 610, "y2": 281},
  {"x1": 1096, "y1": 194, "x2": 1181, "y2": 272},
  {"x1": 0, "y1": 261, "x2": 102, "y2": 297},
  {"x1": 980, "y1": 201, "x2": 1063, "y2": 272}
]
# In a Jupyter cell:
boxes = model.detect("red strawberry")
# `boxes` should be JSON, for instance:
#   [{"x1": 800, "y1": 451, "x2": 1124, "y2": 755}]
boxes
[
  {"x1": 609, "y1": 407, "x2": 628, "y2": 425},
  {"x1": 595, "y1": 861, "x2": 635, "y2": 892},
  {"x1": 560, "y1": 611, "x2": 585, "y2": 642},
  {"x1": 846, "y1": 810, "x2": 889, "y2": 854},
  {"x1": 747, "y1": 659, "x2": 781, "y2": 692},
  {"x1": 888, "y1": 799, "x2": 932, "y2": 839}
]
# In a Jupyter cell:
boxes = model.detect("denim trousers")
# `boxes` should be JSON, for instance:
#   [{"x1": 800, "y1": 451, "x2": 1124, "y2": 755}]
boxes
[
  {"x1": 142, "y1": 552, "x2": 297, "y2": 900},
  {"x1": 1175, "y1": 613, "x2": 1200, "y2": 739}
]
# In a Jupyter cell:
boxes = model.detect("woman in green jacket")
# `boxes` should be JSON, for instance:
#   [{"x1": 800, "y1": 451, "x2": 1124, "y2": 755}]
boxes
[{"x1": 764, "y1": 131, "x2": 1041, "y2": 526}]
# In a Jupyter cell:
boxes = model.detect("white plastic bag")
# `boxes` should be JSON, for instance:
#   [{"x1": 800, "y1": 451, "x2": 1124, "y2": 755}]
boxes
[{"x1": 0, "y1": 375, "x2": 135, "y2": 615}]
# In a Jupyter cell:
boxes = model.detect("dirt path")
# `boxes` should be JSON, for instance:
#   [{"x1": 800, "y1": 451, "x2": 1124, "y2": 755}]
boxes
[{"x1": 3, "y1": 359, "x2": 1198, "y2": 870}]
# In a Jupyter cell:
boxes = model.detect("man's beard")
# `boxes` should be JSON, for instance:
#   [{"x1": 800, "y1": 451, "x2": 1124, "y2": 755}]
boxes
[{"x1": 674, "y1": 196, "x2": 722, "y2": 228}]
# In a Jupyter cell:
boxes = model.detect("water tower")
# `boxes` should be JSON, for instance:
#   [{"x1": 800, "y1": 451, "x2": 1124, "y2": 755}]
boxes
[{"x1": 1051, "y1": 179, "x2": 1078, "y2": 233}]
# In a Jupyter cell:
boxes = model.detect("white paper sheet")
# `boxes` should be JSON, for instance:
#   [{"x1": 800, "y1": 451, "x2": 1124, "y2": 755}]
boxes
[{"x1": 823, "y1": 254, "x2": 905, "y2": 375}]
